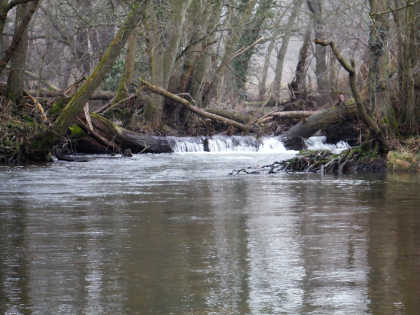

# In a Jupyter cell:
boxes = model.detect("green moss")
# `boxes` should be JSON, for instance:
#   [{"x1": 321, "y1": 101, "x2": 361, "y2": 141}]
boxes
[
  {"x1": 69, "y1": 124, "x2": 85, "y2": 138},
  {"x1": 50, "y1": 97, "x2": 70, "y2": 116}
]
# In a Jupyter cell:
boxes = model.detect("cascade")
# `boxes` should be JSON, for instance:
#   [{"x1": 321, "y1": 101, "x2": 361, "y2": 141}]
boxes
[
  {"x1": 170, "y1": 135, "x2": 350, "y2": 154},
  {"x1": 304, "y1": 136, "x2": 350, "y2": 154},
  {"x1": 170, "y1": 136, "x2": 287, "y2": 153}
]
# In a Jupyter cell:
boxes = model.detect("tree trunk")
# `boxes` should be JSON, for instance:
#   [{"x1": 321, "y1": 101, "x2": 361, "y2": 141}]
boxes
[
  {"x1": 113, "y1": 30, "x2": 137, "y2": 104},
  {"x1": 282, "y1": 101, "x2": 357, "y2": 149},
  {"x1": 24, "y1": 0, "x2": 149, "y2": 162},
  {"x1": 0, "y1": 0, "x2": 8, "y2": 55},
  {"x1": 189, "y1": 0, "x2": 223, "y2": 104},
  {"x1": 257, "y1": 4, "x2": 291, "y2": 100},
  {"x1": 415, "y1": 2, "x2": 420, "y2": 125},
  {"x1": 6, "y1": 3, "x2": 31, "y2": 105},
  {"x1": 79, "y1": 113, "x2": 172, "y2": 154},
  {"x1": 307, "y1": 0, "x2": 328, "y2": 96},
  {"x1": 0, "y1": 0, "x2": 40, "y2": 76},
  {"x1": 315, "y1": 39, "x2": 389, "y2": 150},
  {"x1": 259, "y1": 39, "x2": 275, "y2": 99},
  {"x1": 143, "y1": 0, "x2": 192, "y2": 128},
  {"x1": 392, "y1": 0, "x2": 418, "y2": 133},
  {"x1": 202, "y1": 0, "x2": 258, "y2": 106},
  {"x1": 272, "y1": 0, "x2": 304, "y2": 102},
  {"x1": 74, "y1": 0, "x2": 91, "y2": 75},
  {"x1": 368, "y1": 0, "x2": 393, "y2": 131},
  {"x1": 289, "y1": 25, "x2": 311, "y2": 99},
  {"x1": 232, "y1": 0, "x2": 274, "y2": 91}
]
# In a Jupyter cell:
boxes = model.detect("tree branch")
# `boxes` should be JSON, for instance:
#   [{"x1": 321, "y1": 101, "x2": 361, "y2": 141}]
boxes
[
  {"x1": 139, "y1": 78, "x2": 252, "y2": 132},
  {"x1": 315, "y1": 39, "x2": 389, "y2": 149},
  {"x1": 370, "y1": 0, "x2": 420, "y2": 17},
  {"x1": 229, "y1": 36, "x2": 265, "y2": 62}
]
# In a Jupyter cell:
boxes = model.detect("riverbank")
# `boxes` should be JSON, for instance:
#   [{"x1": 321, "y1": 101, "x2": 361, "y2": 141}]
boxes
[
  {"x1": 1, "y1": 95, "x2": 419, "y2": 174},
  {"x1": 0, "y1": 102, "x2": 42, "y2": 165}
]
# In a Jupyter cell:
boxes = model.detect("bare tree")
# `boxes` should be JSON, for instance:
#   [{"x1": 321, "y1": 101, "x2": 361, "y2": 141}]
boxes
[
  {"x1": 307, "y1": 0, "x2": 328, "y2": 96},
  {"x1": 271, "y1": 0, "x2": 304, "y2": 103},
  {"x1": 25, "y1": 0, "x2": 149, "y2": 161}
]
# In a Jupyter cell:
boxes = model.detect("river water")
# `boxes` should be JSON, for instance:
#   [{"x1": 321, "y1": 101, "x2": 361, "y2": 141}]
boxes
[{"x1": 1, "y1": 138, "x2": 420, "y2": 314}]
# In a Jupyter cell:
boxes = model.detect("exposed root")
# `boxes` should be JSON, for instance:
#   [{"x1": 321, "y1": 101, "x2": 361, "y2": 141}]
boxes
[{"x1": 231, "y1": 148, "x2": 386, "y2": 176}]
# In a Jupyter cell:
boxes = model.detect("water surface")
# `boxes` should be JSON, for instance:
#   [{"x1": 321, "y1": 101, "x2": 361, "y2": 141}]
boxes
[{"x1": 1, "y1": 152, "x2": 420, "y2": 314}]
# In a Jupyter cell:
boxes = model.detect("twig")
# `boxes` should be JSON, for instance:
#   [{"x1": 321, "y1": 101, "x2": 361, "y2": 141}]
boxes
[
  {"x1": 26, "y1": 92, "x2": 50, "y2": 124},
  {"x1": 95, "y1": 94, "x2": 136, "y2": 114},
  {"x1": 229, "y1": 37, "x2": 265, "y2": 62}
]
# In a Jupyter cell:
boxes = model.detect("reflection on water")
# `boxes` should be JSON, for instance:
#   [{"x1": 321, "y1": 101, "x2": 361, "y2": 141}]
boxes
[{"x1": 1, "y1": 154, "x2": 420, "y2": 314}]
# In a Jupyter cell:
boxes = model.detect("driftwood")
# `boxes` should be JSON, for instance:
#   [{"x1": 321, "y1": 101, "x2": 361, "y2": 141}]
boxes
[
  {"x1": 281, "y1": 100, "x2": 358, "y2": 149},
  {"x1": 139, "y1": 78, "x2": 253, "y2": 132}
]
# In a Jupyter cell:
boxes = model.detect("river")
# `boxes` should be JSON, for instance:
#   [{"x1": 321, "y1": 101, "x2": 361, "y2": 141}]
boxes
[{"x1": 1, "y1": 138, "x2": 420, "y2": 314}]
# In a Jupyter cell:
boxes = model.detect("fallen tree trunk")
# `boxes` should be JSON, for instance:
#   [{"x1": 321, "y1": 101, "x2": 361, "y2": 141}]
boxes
[
  {"x1": 139, "y1": 78, "x2": 253, "y2": 132},
  {"x1": 206, "y1": 108, "x2": 252, "y2": 124},
  {"x1": 78, "y1": 113, "x2": 172, "y2": 154},
  {"x1": 257, "y1": 110, "x2": 316, "y2": 124},
  {"x1": 281, "y1": 100, "x2": 357, "y2": 149}
]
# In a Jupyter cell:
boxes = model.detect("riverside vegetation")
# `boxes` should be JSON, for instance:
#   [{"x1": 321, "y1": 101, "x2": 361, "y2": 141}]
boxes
[{"x1": 0, "y1": 0, "x2": 419, "y2": 174}]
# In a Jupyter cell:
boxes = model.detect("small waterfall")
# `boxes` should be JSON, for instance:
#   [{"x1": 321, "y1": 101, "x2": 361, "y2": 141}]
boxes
[
  {"x1": 170, "y1": 136, "x2": 291, "y2": 153},
  {"x1": 169, "y1": 137, "x2": 204, "y2": 152},
  {"x1": 170, "y1": 135, "x2": 351, "y2": 154},
  {"x1": 305, "y1": 136, "x2": 350, "y2": 154},
  {"x1": 207, "y1": 136, "x2": 259, "y2": 152}
]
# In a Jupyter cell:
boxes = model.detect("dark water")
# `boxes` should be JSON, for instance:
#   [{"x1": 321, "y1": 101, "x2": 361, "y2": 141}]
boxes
[{"x1": 1, "y1": 152, "x2": 420, "y2": 314}]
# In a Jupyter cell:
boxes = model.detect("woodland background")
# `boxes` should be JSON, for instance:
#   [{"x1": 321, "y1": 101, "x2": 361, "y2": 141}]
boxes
[{"x1": 0, "y1": 0, "x2": 419, "y2": 163}]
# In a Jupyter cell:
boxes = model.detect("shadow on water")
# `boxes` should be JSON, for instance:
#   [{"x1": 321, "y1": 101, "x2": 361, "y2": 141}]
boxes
[{"x1": 1, "y1": 154, "x2": 420, "y2": 314}]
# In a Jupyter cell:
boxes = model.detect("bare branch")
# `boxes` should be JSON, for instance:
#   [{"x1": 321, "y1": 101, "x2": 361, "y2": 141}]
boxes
[
  {"x1": 314, "y1": 40, "x2": 354, "y2": 73},
  {"x1": 370, "y1": 0, "x2": 420, "y2": 17},
  {"x1": 229, "y1": 36, "x2": 265, "y2": 63},
  {"x1": 314, "y1": 39, "x2": 389, "y2": 149}
]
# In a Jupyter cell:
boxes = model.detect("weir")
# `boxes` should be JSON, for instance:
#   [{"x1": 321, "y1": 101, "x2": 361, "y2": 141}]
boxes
[{"x1": 169, "y1": 135, "x2": 350, "y2": 154}]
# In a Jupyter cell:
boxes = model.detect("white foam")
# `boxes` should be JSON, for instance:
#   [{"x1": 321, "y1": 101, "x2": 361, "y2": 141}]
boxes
[{"x1": 305, "y1": 136, "x2": 351, "y2": 154}]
